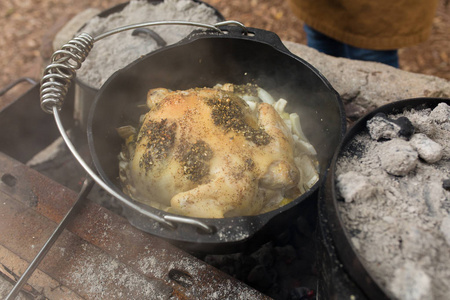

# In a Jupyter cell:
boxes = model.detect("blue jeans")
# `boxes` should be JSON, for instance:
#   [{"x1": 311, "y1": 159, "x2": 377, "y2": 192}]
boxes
[{"x1": 303, "y1": 24, "x2": 399, "y2": 68}]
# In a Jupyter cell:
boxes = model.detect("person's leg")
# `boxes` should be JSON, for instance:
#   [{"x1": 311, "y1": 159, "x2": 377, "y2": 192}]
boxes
[
  {"x1": 303, "y1": 24, "x2": 345, "y2": 57},
  {"x1": 344, "y1": 45, "x2": 399, "y2": 68}
]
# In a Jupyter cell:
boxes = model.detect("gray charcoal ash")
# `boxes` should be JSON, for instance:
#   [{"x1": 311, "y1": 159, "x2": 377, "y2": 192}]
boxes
[
  {"x1": 405, "y1": 109, "x2": 437, "y2": 137},
  {"x1": 441, "y1": 215, "x2": 450, "y2": 247},
  {"x1": 409, "y1": 133, "x2": 443, "y2": 163},
  {"x1": 389, "y1": 262, "x2": 432, "y2": 300},
  {"x1": 377, "y1": 139, "x2": 418, "y2": 176},
  {"x1": 336, "y1": 171, "x2": 377, "y2": 203},
  {"x1": 423, "y1": 181, "x2": 446, "y2": 216},
  {"x1": 367, "y1": 112, "x2": 415, "y2": 141},
  {"x1": 430, "y1": 102, "x2": 450, "y2": 124},
  {"x1": 77, "y1": 0, "x2": 222, "y2": 89}
]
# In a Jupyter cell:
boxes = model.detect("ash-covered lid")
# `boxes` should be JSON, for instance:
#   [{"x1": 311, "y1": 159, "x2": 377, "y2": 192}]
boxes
[{"x1": 77, "y1": 0, "x2": 223, "y2": 90}]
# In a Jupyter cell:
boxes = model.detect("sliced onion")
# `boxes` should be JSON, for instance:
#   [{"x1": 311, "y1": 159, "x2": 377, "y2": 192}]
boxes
[
  {"x1": 246, "y1": 101, "x2": 257, "y2": 111},
  {"x1": 274, "y1": 98, "x2": 288, "y2": 114},
  {"x1": 290, "y1": 113, "x2": 308, "y2": 141},
  {"x1": 295, "y1": 155, "x2": 319, "y2": 190},
  {"x1": 241, "y1": 94, "x2": 260, "y2": 103},
  {"x1": 116, "y1": 125, "x2": 136, "y2": 140},
  {"x1": 295, "y1": 138, "x2": 317, "y2": 156},
  {"x1": 258, "y1": 87, "x2": 275, "y2": 104}
]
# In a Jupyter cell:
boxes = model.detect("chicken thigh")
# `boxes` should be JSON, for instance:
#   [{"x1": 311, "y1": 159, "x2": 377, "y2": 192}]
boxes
[{"x1": 120, "y1": 85, "x2": 300, "y2": 218}]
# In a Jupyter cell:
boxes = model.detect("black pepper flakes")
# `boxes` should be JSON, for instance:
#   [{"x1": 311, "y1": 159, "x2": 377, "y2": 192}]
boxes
[
  {"x1": 233, "y1": 83, "x2": 259, "y2": 97},
  {"x1": 180, "y1": 140, "x2": 213, "y2": 182},
  {"x1": 205, "y1": 93, "x2": 271, "y2": 146},
  {"x1": 245, "y1": 158, "x2": 255, "y2": 171},
  {"x1": 138, "y1": 119, "x2": 176, "y2": 173}
]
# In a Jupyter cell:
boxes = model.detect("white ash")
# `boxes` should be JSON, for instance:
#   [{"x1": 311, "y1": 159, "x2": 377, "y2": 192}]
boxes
[
  {"x1": 77, "y1": 0, "x2": 222, "y2": 89},
  {"x1": 441, "y1": 215, "x2": 450, "y2": 247},
  {"x1": 336, "y1": 171, "x2": 377, "y2": 203},
  {"x1": 429, "y1": 102, "x2": 450, "y2": 124},
  {"x1": 389, "y1": 262, "x2": 432, "y2": 300},
  {"x1": 377, "y1": 139, "x2": 418, "y2": 176},
  {"x1": 404, "y1": 105, "x2": 450, "y2": 158},
  {"x1": 410, "y1": 133, "x2": 443, "y2": 163},
  {"x1": 336, "y1": 102, "x2": 450, "y2": 300}
]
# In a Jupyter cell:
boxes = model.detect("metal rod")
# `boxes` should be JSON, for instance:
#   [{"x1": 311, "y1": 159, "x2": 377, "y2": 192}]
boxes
[
  {"x1": 164, "y1": 215, "x2": 214, "y2": 234},
  {"x1": 5, "y1": 177, "x2": 95, "y2": 300},
  {"x1": 93, "y1": 20, "x2": 222, "y2": 42},
  {"x1": 0, "y1": 77, "x2": 37, "y2": 97}
]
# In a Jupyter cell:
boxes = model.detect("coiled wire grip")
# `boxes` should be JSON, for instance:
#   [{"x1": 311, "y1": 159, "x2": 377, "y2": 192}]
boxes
[
  {"x1": 40, "y1": 32, "x2": 94, "y2": 113},
  {"x1": 39, "y1": 20, "x2": 247, "y2": 233}
]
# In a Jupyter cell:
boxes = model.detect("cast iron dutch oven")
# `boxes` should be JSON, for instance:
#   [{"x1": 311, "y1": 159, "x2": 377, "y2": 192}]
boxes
[
  {"x1": 320, "y1": 97, "x2": 450, "y2": 299},
  {"x1": 87, "y1": 25, "x2": 346, "y2": 253}
]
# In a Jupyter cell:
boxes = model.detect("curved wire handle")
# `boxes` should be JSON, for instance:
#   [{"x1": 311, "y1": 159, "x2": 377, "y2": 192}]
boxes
[
  {"x1": 40, "y1": 20, "x2": 246, "y2": 232},
  {"x1": 40, "y1": 20, "x2": 246, "y2": 113}
]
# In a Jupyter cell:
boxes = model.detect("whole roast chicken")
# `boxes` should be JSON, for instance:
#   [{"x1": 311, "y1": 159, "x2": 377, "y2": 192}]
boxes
[{"x1": 118, "y1": 84, "x2": 307, "y2": 218}]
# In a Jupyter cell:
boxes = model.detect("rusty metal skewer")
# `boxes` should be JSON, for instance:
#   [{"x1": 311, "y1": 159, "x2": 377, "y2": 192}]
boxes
[{"x1": 5, "y1": 177, "x2": 94, "y2": 300}]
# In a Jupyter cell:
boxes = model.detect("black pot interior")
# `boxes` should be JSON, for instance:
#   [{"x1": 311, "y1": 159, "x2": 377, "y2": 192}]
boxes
[
  {"x1": 322, "y1": 97, "x2": 450, "y2": 299},
  {"x1": 87, "y1": 27, "x2": 346, "y2": 253}
]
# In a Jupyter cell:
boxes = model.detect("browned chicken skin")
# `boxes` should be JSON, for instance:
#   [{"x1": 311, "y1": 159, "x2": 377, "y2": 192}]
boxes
[{"x1": 123, "y1": 85, "x2": 301, "y2": 218}]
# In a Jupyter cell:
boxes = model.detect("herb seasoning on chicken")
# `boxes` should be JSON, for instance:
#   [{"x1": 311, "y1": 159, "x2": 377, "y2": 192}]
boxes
[
  {"x1": 137, "y1": 119, "x2": 177, "y2": 174},
  {"x1": 118, "y1": 84, "x2": 319, "y2": 218},
  {"x1": 180, "y1": 140, "x2": 213, "y2": 182}
]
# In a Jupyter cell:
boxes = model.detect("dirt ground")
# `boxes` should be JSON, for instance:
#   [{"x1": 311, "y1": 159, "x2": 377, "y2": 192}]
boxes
[{"x1": 0, "y1": 0, "x2": 449, "y2": 108}]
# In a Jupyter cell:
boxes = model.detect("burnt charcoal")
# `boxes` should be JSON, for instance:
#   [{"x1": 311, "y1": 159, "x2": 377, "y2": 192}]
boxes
[
  {"x1": 367, "y1": 113, "x2": 415, "y2": 140},
  {"x1": 255, "y1": 244, "x2": 275, "y2": 267},
  {"x1": 289, "y1": 286, "x2": 315, "y2": 300},
  {"x1": 392, "y1": 116, "x2": 415, "y2": 139},
  {"x1": 220, "y1": 264, "x2": 235, "y2": 275},
  {"x1": 443, "y1": 179, "x2": 450, "y2": 190},
  {"x1": 235, "y1": 255, "x2": 258, "y2": 280},
  {"x1": 274, "y1": 228, "x2": 293, "y2": 246},
  {"x1": 295, "y1": 216, "x2": 314, "y2": 238},
  {"x1": 247, "y1": 265, "x2": 277, "y2": 290},
  {"x1": 275, "y1": 245, "x2": 298, "y2": 264},
  {"x1": 201, "y1": 206, "x2": 318, "y2": 298}
]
